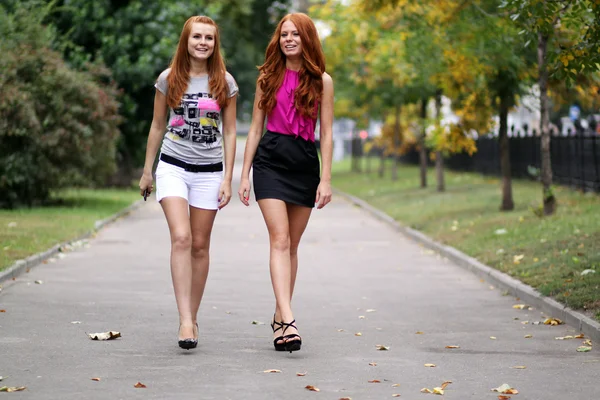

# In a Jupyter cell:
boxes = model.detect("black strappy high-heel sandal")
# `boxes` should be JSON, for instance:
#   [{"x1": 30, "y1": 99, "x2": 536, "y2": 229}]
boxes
[
  {"x1": 178, "y1": 323, "x2": 198, "y2": 350},
  {"x1": 281, "y1": 319, "x2": 302, "y2": 353},
  {"x1": 271, "y1": 315, "x2": 285, "y2": 351}
]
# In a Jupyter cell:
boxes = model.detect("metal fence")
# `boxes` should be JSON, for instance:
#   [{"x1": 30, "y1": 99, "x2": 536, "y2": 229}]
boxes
[{"x1": 368, "y1": 135, "x2": 600, "y2": 193}]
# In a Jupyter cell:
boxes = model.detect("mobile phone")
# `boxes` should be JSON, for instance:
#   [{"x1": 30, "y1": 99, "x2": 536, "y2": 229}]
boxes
[{"x1": 143, "y1": 189, "x2": 148, "y2": 201}]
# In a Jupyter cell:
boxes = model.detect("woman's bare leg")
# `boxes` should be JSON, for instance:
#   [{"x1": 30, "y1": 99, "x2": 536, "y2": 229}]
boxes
[
  {"x1": 286, "y1": 203, "x2": 312, "y2": 301},
  {"x1": 188, "y1": 206, "x2": 218, "y2": 329},
  {"x1": 160, "y1": 197, "x2": 195, "y2": 340}
]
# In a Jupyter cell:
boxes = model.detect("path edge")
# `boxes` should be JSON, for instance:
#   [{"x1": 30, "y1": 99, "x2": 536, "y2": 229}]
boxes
[
  {"x1": 0, "y1": 199, "x2": 145, "y2": 286},
  {"x1": 335, "y1": 188, "x2": 600, "y2": 343}
]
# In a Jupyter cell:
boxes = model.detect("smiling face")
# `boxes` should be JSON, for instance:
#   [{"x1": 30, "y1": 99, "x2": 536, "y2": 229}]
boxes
[
  {"x1": 279, "y1": 20, "x2": 302, "y2": 59},
  {"x1": 187, "y1": 22, "x2": 216, "y2": 61}
]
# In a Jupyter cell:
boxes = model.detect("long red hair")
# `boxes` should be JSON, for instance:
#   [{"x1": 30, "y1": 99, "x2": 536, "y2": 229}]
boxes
[
  {"x1": 165, "y1": 16, "x2": 228, "y2": 109},
  {"x1": 258, "y1": 13, "x2": 326, "y2": 118}
]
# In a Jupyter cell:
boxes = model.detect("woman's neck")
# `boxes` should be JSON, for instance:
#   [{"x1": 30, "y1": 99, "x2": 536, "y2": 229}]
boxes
[
  {"x1": 285, "y1": 58, "x2": 302, "y2": 72},
  {"x1": 189, "y1": 59, "x2": 208, "y2": 77}
]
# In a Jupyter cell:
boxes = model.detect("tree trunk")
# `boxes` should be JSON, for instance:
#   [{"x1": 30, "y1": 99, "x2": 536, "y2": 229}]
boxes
[
  {"x1": 434, "y1": 89, "x2": 445, "y2": 192},
  {"x1": 392, "y1": 104, "x2": 401, "y2": 181},
  {"x1": 378, "y1": 144, "x2": 385, "y2": 177},
  {"x1": 419, "y1": 97, "x2": 428, "y2": 188},
  {"x1": 538, "y1": 32, "x2": 556, "y2": 215},
  {"x1": 499, "y1": 91, "x2": 514, "y2": 211},
  {"x1": 351, "y1": 132, "x2": 361, "y2": 173},
  {"x1": 365, "y1": 149, "x2": 371, "y2": 174}
]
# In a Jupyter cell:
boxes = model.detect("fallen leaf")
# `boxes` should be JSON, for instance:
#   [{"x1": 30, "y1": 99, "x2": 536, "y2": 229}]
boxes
[
  {"x1": 415, "y1": 331, "x2": 424, "y2": 334},
  {"x1": 577, "y1": 346, "x2": 592, "y2": 352},
  {"x1": 91, "y1": 378, "x2": 101, "y2": 381},
  {"x1": 134, "y1": 382, "x2": 146, "y2": 388},
  {"x1": 512, "y1": 304, "x2": 530, "y2": 310},
  {"x1": 490, "y1": 336, "x2": 497, "y2": 340},
  {"x1": 366, "y1": 309, "x2": 376, "y2": 313},
  {"x1": 421, "y1": 388, "x2": 433, "y2": 393},
  {"x1": 71, "y1": 321, "x2": 82, "y2": 324},
  {"x1": 0, "y1": 377, "x2": 3, "y2": 382},
  {"x1": 34, "y1": 280, "x2": 43, "y2": 284},
  {"x1": 491, "y1": 384, "x2": 518, "y2": 394},
  {"x1": 575, "y1": 334, "x2": 585, "y2": 339},
  {"x1": 355, "y1": 332, "x2": 362, "y2": 336},
  {"x1": 544, "y1": 318, "x2": 563, "y2": 326},
  {"x1": 511, "y1": 366, "x2": 526, "y2": 369},
  {"x1": 376, "y1": 344, "x2": 389, "y2": 351},
  {"x1": 369, "y1": 362, "x2": 377, "y2": 366},
  {"x1": 583, "y1": 339, "x2": 592, "y2": 346},
  {"x1": 296, "y1": 372, "x2": 307, "y2": 376},
  {"x1": 424, "y1": 364, "x2": 436, "y2": 367},
  {"x1": 524, "y1": 334, "x2": 533, "y2": 338},
  {"x1": 498, "y1": 396, "x2": 511, "y2": 400},
  {"x1": 432, "y1": 387, "x2": 444, "y2": 395},
  {"x1": 305, "y1": 385, "x2": 320, "y2": 392},
  {"x1": 513, "y1": 254, "x2": 524, "y2": 264},
  {"x1": 358, "y1": 316, "x2": 366, "y2": 319},
  {"x1": 0, "y1": 310, "x2": 5, "y2": 313},
  {"x1": 0, "y1": 386, "x2": 26, "y2": 392},
  {"x1": 251, "y1": 320, "x2": 265, "y2": 325},
  {"x1": 392, "y1": 395, "x2": 401, "y2": 397},
  {"x1": 263, "y1": 369, "x2": 281, "y2": 373},
  {"x1": 392, "y1": 383, "x2": 401, "y2": 387},
  {"x1": 88, "y1": 331, "x2": 121, "y2": 340},
  {"x1": 337, "y1": 329, "x2": 345, "y2": 332},
  {"x1": 368, "y1": 379, "x2": 381, "y2": 383},
  {"x1": 445, "y1": 345, "x2": 460, "y2": 349},
  {"x1": 441, "y1": 381, "x2": 452, "y2": 390},
  {"x1": 339, "y1": 398, "x2": 352, "y2": 400}
]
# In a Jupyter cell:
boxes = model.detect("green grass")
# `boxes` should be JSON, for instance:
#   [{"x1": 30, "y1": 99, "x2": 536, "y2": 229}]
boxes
[
  {"x1": 0, "y1": 188, "x2": 140, "y2": 271},
  {"x1": 333, "y1": 158, "x2": 600, "y2": 321}
]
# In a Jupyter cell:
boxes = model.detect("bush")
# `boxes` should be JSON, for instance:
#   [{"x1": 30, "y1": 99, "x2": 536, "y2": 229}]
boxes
[{"x1": 0, "y1": 3, "x2": 122, "y2": 208}]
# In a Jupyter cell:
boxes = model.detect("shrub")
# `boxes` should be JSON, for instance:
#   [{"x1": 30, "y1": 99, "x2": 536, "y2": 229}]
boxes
[{"x1": 0, "y1": 3, "x2": 122, "y2": 208}]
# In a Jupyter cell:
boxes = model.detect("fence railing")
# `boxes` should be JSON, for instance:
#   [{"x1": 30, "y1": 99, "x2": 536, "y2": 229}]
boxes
[{"x1": 361, "y1": 135, "x2": 600, "y2": 193}]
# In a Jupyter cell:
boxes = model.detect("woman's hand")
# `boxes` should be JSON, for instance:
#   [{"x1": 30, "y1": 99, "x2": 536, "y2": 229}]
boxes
[
  {"x1": 139, "y1": 173, "x2": 154, "y2": 198},
  {"x1": 315, "y1": 180, "x2": 332, "y2": 209},
  {"x1": 238, "y1": 177, "x2": 251, "y2": 206},
  {"x1": 218, "y1": 180, "x2": 232, "y2": 209}
]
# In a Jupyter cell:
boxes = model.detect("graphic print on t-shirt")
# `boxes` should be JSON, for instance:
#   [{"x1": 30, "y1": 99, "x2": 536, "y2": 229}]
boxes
[{"x1": 167, "y1": 92, "x2": 221, "y2": 147}]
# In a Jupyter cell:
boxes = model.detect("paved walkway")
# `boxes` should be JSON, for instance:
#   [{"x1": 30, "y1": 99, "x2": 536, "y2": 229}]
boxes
[{"x1": 1, "y1": 162, "x2": 598, "y2": 399}]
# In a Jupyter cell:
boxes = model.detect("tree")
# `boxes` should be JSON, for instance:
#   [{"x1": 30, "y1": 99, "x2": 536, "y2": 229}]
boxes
[
  {"x1": 44, "y1": 0, "x2": 290, "y2": 179},
  {"x1": 0, "y1": 1, "x2": 121, "y2": 207},
  {"x1": 501, "y1": 0, "x2": 600, "y2": 215}
]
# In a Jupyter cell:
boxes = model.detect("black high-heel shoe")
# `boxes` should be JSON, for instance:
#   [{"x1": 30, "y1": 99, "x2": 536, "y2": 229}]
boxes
[
  {"x1": 271, "y1": 315, "x2": 285, "y2": 351},
  {"x1": 178, "y1": 323, "x2": 198, "y2": 350},
  {"x1": 281, "y1": 319, "x2": 302, "y2": 353}
]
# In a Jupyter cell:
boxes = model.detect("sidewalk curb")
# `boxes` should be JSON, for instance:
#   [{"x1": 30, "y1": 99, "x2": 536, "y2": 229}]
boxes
[
  {"x1": 0, "y1": 199, "x2": 146, "y2": 286},
  {"x1": 335, "y1": 188, "x2": 600, "y2": 343}
]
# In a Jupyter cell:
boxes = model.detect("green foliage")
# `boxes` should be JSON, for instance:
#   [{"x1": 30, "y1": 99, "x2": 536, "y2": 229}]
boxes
[
  {"x1": 500, "y1": 0, "x2": 600, "y2": 82},
  {"x1": 45, "y1": 0, "x2": 290, "y2": 168},
  {"x1": 0, "y1": 2, "x2": 121, "y2": 208}
]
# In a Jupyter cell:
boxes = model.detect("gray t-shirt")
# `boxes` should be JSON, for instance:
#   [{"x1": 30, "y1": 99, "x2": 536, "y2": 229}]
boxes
[{"x1": 155, "y1": 68, "x2": 238, "y2": 165}]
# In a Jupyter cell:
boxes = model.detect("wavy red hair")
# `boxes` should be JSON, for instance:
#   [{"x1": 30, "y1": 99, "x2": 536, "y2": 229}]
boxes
[
  {"x1": 258, "y1": 13, "x2": 326, "y2": 118},
  {"x1": 165, "y1": 16, "x2": 229, "y2": 109}
]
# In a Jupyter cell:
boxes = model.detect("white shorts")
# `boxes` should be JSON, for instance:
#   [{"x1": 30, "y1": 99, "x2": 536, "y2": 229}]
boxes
[{"x1": 155, "y1": 160, "x2": 222, "y2": 210}]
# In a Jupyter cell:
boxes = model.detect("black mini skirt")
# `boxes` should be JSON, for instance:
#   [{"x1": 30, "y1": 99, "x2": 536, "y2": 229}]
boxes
[{"x1": 252, "y1": 131, "x2": 320, "y2": 208}]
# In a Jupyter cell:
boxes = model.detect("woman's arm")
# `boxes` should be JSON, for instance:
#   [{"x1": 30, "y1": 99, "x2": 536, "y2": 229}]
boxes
[
  {"x1": 221, "y1": 94, "x2": 237, "y2": 183},
  {"x1": 315, "y1": 72, "x2": 334, "y2": 209},
  {"x1": 238, "y1": 81, "x2": 266, "y2": 205},
  {"x1": 139, "y1": 89, "x2": 168, "y2": 196},
  {"x1": 218, "y1": 94, "x2": 238, "y2": 209}
]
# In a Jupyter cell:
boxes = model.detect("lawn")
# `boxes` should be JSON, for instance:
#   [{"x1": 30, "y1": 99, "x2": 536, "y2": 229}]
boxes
[
  {"x1": 0, "y1": 188, "x2": 140, "y2": 271},
  {"x1": 332, "y1": 158, "x2": 600, "y2": 321}
]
